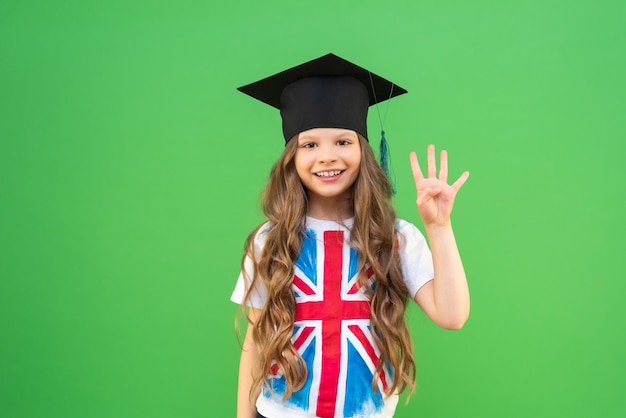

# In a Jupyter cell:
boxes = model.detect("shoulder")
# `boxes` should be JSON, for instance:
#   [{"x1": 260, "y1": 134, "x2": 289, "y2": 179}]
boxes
[
  {"x1": 395, "y1": 218, "x2": 425, "y2": 240},
  {"x1": 395, "y1": 218, "x2": 417, "y2": 233},
  {"x1": 254, "y1": 221, "x2": 273, "y2": 241},
  {"x1": 394, "y1": 218, "x2": 430, "y2": 253},
  {"x1": 249, "y1": 221, "x2": 273, "y2": 252},
  {"x1": 394, "y1": 218, "x2": 434, "y2": 296}
]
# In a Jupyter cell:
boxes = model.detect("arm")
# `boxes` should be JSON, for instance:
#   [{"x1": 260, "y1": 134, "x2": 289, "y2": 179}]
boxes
[
  {"x1": 410, "y1": 145, "x2": 470, "y2": 330},
  {"x1": 237, "y1": 307, "x2": 261, "y2": 418}
]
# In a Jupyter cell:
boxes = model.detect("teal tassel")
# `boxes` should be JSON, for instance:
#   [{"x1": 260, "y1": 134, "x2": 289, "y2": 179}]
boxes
[{"x1": 379, "y1": 130, "x2": 396, "y2": 195}]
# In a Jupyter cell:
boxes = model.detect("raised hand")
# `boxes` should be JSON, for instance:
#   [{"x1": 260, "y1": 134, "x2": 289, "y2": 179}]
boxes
[{"x1": 409, "y1": 145, "x2": 469, "y2": 228}]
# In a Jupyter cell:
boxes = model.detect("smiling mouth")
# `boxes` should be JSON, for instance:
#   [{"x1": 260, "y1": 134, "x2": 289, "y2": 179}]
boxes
[{"x1": 315, "y1": 170, "x2": 344, "y2": 177}]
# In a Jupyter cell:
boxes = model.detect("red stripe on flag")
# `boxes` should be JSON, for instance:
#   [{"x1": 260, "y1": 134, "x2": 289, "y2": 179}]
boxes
[
  {"x1": 293, "y1": 326, "x2": 314, "y2": 350},
  {"x1": 347, "y1": 282, "x2": 360, "y2": 294},
  {"x1": 317, "y1": 231, "x2": 343, "y2": 418},
  {"x1": 294, "y1": 274, "x2": 315, "y2": 296}
]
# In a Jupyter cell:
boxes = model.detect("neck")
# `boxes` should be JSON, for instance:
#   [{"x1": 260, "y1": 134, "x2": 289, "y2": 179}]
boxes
[{"x1": 306, "y1": 194, "x2": 354, "y2": 221}]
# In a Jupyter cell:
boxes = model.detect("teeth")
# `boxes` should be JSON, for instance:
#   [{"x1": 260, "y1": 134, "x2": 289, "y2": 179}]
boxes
[{"x1": 316, "y1": 170, "x2": 342, "y2": 177}]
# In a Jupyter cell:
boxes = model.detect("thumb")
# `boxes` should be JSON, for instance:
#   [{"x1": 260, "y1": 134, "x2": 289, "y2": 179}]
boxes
[{"x1": 417, "y1": 187, "x2": 440, "y2": 206}]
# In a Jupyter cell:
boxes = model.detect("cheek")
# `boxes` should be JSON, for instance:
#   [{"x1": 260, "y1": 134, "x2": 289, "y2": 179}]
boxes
[
  {"x1": 294, "y1": 154, "x2": 309, "y2": 179},
  {"x1": 293, "y1": 152, "x2": 302, "y2": 168},
  {"x1": 350, "y1": 143, "x2": 362, "y2": 167}
]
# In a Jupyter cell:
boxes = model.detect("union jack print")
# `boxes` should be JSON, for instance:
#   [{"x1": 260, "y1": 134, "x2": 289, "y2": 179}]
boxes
[{"x1": 263, "y1": 227, "x2": 390, "y2": 418}]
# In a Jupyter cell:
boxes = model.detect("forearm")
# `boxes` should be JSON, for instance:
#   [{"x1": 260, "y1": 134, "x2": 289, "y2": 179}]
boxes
[
  {"x1": 423, "y1": 224, "x2": 470, "y2": 329},
  {"x1": 237, "y1": 349, "x2": 259, "y2": 418},
  {"x1": 237, "y1": 310, "x2": 261, "y2": 418}
]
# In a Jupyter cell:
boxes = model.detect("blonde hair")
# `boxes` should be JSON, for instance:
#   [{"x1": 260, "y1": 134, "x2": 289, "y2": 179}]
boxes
[{"x1": 242, "y1": 134, "x2": 416, "y2": 400}]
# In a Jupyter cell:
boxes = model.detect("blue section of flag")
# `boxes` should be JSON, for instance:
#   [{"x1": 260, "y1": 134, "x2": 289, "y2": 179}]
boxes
[
  {"x1": 343, "y1": 339, "x2": 384, "y2": 417},
  {"x1": 295, "y1": 228, "x2": 318, "y2": 285}
]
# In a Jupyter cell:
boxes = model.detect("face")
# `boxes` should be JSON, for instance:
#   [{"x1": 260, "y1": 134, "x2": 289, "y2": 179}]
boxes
[{"x1": 294, "y1": 128, "x2": 362, "y2": 202}]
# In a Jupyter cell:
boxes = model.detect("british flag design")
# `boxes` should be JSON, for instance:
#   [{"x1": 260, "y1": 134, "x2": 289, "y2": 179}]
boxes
[{"x1": 262, "y1": 226, "x2": 391, "y2": 418}]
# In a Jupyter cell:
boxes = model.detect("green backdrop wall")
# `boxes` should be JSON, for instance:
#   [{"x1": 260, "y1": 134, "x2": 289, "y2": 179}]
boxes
[{"x1": 2, "y1": 0, "x2": 625, "y2": 417}]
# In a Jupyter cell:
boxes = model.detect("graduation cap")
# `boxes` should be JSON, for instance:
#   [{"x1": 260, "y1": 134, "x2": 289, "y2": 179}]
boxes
[{"x1": 236, "y1": 53, "x2": 407, "y2": 143}]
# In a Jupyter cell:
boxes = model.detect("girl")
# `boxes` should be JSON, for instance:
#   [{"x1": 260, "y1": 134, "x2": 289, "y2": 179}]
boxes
[{"x1": 231, "y1": 54, "x2": 470, "y2": 418}]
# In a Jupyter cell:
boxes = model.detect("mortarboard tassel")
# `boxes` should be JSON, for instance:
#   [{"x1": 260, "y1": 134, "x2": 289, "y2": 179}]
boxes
[{"x1": 379, "y1": 130, "x2": 396, "y2": 195}]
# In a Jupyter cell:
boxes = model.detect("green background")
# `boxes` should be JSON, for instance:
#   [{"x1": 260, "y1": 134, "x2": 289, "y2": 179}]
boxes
[{"x1": 1, "y1": 0, "x2": 625, "y2": 417}]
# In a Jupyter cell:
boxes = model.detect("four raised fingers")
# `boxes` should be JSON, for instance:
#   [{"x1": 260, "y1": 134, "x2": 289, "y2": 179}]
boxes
[{"x1": 410, "y1": 144, "x2": 469, "y2": 192}]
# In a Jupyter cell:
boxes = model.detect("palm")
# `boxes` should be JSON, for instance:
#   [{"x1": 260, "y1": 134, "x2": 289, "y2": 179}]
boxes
[{"x1": 410, "y1": 145, "x2": 469, "y2": 227}]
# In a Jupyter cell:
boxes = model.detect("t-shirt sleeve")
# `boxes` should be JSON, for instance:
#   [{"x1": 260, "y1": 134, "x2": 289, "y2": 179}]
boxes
[
  {"x1": 230, "y1": 223, "x2": 271, "y2": 309},
  {"x1": 396, "y1": 219, "x2": 434, "y2": 298}
]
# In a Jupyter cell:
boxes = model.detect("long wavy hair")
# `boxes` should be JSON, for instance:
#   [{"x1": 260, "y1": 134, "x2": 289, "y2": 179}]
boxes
[{"x1": 241, "y1": 133, "x2": 416, "y2": 400}]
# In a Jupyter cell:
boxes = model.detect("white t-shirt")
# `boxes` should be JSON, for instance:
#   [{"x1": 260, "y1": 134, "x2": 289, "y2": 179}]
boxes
[{"x1": 231, "y1": 217, "x2": 434, "y2": 418}]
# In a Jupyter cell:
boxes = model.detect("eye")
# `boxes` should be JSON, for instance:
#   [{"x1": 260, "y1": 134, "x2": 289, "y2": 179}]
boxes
[
  {"x1": 337, "y1": 139, "x2": 351, "y2": 146},
  {"x1": 301, "y1": 142, "x2": 317, "y2": 149}
]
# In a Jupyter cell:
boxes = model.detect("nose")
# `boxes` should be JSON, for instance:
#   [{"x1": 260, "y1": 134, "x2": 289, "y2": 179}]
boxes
[{"x1": 317, "y1": 142, "x2": 337, "y2": 164}]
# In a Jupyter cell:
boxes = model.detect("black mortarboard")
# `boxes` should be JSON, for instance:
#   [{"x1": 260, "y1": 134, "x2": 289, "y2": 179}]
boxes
[{"x1": 237, "y1": 53, "x2": 407, "y2": 142}]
